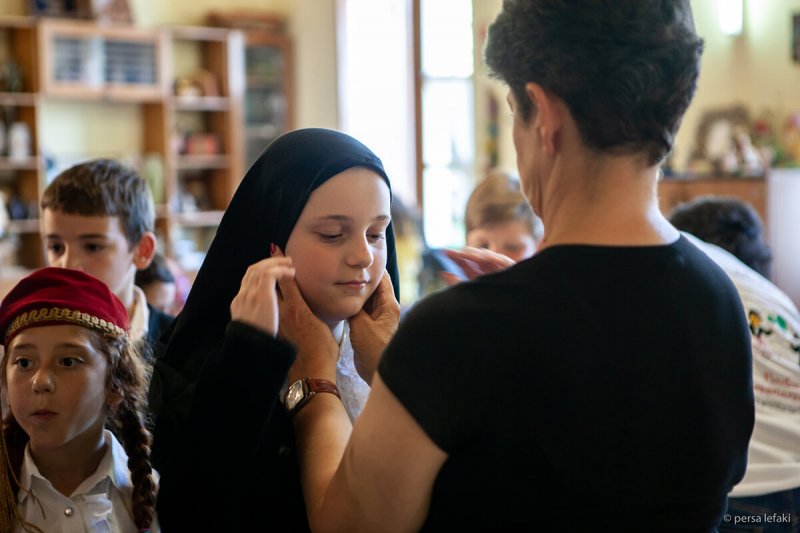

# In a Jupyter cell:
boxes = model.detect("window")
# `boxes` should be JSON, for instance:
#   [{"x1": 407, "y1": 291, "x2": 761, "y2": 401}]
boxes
[
  {"x1": 337, "y1": 0, "x2": 416, "y2": 206},
  {"x1": 419, "y1": 0, "x2": 475, "y2": 247},
  {"x1": 338, "y1": 0, "x2": 475, "y2": 248}
]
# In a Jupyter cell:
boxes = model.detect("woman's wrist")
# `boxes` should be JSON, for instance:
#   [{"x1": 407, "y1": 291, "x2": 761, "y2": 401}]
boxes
[{"x1": 288, "y1": 353, "x2": 338, "y2": 384}]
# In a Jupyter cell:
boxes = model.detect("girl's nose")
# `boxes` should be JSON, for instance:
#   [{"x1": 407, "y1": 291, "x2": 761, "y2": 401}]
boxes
[
  {"x1": 346, "y1": 236, "x2": 374, "y2": 269},
  {"x1": 32, "y1": 369, "x2": 55, "y2": 393}
]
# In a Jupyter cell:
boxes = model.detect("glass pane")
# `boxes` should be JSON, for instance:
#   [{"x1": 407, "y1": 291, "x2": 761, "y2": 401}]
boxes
[
  {"x1": 422, "y1": 79, "x2": 474, "y2": 167},
  {"x1": 422, "y1": 165, "x2": 472, "y2": 248},
  {"x1": 54, "y1": 37, "x2": 102, "y2": 85},
  {"x1": 339, "y1": 0, "x2": 416, "y2": 204},
  {"x1": 421, "y1": 0, "x2": 473, "y2": 78},
  {"x1": 245, "y1": 45, "x2": 286, "y2": 167},
  {"x1": 104, "y1": 40, "x2": 157, "y2": 85}
]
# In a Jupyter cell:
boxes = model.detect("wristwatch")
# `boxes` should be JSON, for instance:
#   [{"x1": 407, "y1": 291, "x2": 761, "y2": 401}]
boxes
[{"x1": 284, "y1": 378, "x2": 341, "y2": 417}]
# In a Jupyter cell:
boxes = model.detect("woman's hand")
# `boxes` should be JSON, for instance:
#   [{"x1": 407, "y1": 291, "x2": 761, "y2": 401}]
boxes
[
  {"x1": 230, "y1": 255, "x2": 295, "y2": 337},
  {"x1": 273, "y1": 246, "x2": 339, "y2": 383},
  {"x1": 439, "y1": 247, "x2": 516, "y2": 286},
  {"x1": 349, "y1": 271, "x2": 400, "y2": 385}
]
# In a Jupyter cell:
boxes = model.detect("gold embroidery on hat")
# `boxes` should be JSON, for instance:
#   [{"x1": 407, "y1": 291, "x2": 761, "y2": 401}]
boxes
[{"x1": 5, "y1": 307, "x2": 126, "y2": 341}]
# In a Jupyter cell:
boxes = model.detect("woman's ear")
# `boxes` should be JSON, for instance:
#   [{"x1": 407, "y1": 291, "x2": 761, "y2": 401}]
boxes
[{"x1": 525, "y1": 82, "x2": 563, "y2": 156}]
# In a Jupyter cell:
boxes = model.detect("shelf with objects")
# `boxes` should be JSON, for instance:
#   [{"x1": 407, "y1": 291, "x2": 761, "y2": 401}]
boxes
[
  {"x1": 0, "y1": 16, "x2": 44, "y2": 270},
  {"x1": 207, "y1": 10, "x2": 294, "y2": 169},
  {"x1": 659, "y1": 104, "x2": 777, "y2": 228},
  {"x1": 161, "y1": 25, "x2": 245, "y2": 273},
  {"x1": 0, "y1": 16, "x2": 250, "y2": 276}
]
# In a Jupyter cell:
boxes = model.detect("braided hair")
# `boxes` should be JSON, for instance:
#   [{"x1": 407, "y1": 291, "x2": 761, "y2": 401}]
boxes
[{"x1": 93, "y1": 331, "x2": 157, "y2": 531}]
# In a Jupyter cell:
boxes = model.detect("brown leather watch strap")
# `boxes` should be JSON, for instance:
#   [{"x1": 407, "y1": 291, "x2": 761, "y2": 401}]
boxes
[
  {"x1": 306, "y1": 378, "x2": 341, "y2": 399},
  {"x1": 289, "y1": 378, "x2": 341, "y2": 418}
]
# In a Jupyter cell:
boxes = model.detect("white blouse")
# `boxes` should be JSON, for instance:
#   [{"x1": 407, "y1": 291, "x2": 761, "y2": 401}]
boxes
[{"x1": 17, "y1": 430, "x2": 160, "y2": 533}]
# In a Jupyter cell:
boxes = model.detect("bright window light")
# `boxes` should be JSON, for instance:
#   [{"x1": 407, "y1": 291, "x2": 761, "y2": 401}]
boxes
[
  {"x1": 717, "y1": 0, "x2": 743, "y2": 36},
  {"x1": 420, "y1": 0, "x2": 474, "y2": 248},
  {"x1": 338, "y1": 0, "x2": 416, "y2": 205}
]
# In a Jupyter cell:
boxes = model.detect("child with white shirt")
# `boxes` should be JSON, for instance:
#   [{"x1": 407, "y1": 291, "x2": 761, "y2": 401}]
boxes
[{"x1": 0, "y1": 267, "x2": 157, "y2": 532}]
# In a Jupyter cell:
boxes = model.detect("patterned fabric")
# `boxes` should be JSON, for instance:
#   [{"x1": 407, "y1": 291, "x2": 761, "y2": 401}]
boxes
[
  {"x1": 336, "y1": 322, "x2": 370, "y2": 420},
  {"x1": 688, "y1": 234, "x2": 800, "y2": 497}
]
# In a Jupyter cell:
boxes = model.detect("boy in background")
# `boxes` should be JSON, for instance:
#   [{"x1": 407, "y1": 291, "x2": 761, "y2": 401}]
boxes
[
  {"x1": 668, "y1": 195, "x2": 772, "y2": 279},
  {"x1": 40, "y1": 158, "x2": 174, "y2": 350},
  {"x1": 464, "y1": 169, "x2": 543, "y2": 262},
  {"x1": 135, "y1": 252, "x2": 178, "y2": 315},
  {"x1": 423, "y1": 170, "x2": 543, "y2": 293}
]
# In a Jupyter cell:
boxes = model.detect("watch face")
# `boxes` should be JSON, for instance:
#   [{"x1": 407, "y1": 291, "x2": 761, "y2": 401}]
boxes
[{"x1": 286, "y1": 380, "x2": 305, "y2": 410}]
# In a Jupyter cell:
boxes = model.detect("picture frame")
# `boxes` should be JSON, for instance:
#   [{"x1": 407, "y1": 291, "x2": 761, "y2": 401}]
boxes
[
  {"x1": 689, "y1": 105, "x2": 751, "y2": 161},
  {"x1": 89, "y1": 0, "x2": 133, "y2": 25},
  {"x1": 793, "y1": 12, "x2": 800, "y2": 63}
]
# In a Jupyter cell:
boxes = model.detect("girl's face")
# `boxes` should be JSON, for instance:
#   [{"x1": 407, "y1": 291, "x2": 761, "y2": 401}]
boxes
[
  {"x1": 5, "y1": 325, "x2": 110, "y2": 455},
  {"x1": 285, "y1": 167, "x2": 391, "y2": 326}
]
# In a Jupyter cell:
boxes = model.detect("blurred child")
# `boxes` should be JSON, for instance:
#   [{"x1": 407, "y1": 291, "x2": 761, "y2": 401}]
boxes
[
  {"x1": 432, "y1": 170, "x2": 543, "y2": 289},
  {"x1": 668, "y1": 195, "x2": 772, "y2": 279},
  {"x1": 464, "y1": 169, "x2": 543, "y2": 262},
  {"x1": 40, "y1": 159, "x2": 174, "y2": 348},
  {"x1": 135, "y1": 253, "x2": 177, "y2": 316},
  {"x1": 0, "y1": 268, "x2": 157, "y2": 532}
]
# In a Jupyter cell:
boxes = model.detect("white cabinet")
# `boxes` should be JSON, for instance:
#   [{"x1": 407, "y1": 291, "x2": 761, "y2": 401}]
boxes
[{"x1": 767, "y1": 169, "x2": 800, "y2": 309}]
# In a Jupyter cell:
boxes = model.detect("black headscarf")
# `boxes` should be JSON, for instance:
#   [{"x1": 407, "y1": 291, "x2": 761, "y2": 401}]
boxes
[{"x1": 150, "y1": 128, "x2": 399, "y2": 447}]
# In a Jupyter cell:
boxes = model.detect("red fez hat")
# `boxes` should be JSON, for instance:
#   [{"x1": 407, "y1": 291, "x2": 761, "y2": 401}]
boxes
[{"x1": 0, "y1": 267, "x2": 129, "y2": 346}]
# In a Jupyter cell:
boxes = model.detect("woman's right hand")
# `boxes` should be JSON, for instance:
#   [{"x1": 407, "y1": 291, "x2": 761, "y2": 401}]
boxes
[{"x1": 230, "y1": 255, "x2": 295, "y2": 337}]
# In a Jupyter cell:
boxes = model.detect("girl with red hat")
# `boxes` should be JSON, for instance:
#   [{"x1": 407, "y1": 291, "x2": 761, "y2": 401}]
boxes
[{"x1": 0, "y1": 267, "x2": 158, "y2": 532}]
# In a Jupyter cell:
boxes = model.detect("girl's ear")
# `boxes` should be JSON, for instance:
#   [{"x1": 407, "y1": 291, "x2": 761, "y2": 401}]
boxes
[{"x1": 107, "y1": 387, "x2": 123, "y2": 411}]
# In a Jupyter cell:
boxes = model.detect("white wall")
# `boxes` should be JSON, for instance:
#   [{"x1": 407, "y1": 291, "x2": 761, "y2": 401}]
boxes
[{"x1": 288, "y1": 0, "x2": 339, "y2": 129}]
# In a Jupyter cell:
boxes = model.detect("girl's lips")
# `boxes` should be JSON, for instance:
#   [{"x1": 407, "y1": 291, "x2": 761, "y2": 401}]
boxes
[
  {"x1": 336, "y1": 281, "x2": 368, "y2": 291},
  {"x1": 31, "y1": 410, "x2": 57, "y2": 421}
]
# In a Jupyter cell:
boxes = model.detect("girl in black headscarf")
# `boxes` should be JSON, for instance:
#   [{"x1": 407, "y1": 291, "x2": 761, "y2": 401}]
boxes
[{"x1": 148, "y1": 128, "x2": 400, "y2": 531}]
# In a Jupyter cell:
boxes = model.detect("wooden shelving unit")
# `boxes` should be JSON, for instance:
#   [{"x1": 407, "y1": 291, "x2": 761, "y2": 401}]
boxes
[
  {"x1": 0, "y1": 16, "x2": 275, "y2": 271},
  {"x1": 159, "y1": 25, "x2": 244, "y2": 266},
  {"x1": 0, "y1": 17, "x2": 43, "y2": 268},
  {"x1": 207, "y1": 11, "x2": 294, "y2": 169}
]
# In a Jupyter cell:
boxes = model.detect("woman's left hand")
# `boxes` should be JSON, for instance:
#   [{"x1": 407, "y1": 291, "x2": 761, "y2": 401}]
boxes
[
  {"x1": 349, "y1": 271, "x2": 400, "y2": 385},
  {"x1": 439, "y1": 247, "x2": 516, "y2": 285},
  {"x1": 275, "y1": 246, "x2": 339, "y2": 382}
]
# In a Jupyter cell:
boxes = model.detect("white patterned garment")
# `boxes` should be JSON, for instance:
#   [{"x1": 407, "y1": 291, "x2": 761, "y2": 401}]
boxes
[
  {"x1": 336, "y1": 321, "x2": 371, "y2": 420},
  {"x1": 688, "y1": 234, "x2": 800, "y2": 497}
]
